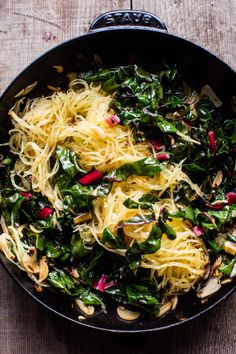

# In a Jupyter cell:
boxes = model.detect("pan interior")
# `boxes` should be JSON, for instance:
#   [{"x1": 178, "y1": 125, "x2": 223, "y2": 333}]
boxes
[{"x1": 0, "y1": 28, "x2": 235, "y2": 332}]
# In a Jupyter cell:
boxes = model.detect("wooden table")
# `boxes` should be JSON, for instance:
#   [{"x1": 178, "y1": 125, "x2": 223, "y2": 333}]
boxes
[{"x1": 0, "y1": 1, "x2": 235, "y2": 353}]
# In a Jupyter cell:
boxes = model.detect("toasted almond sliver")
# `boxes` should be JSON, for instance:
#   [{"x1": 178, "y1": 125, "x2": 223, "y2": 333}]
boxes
[
  {"x1": 211, "y1": 256, "x2": 222, "y2": 276},
  {"x1": 117, "y1": 306, "x2": 140, "y2": 321},
  {"x1": 0, "y1": 237, "x2": 15, "y2": 259},
  {"x1": 171, "y1": 295, "x2": 178, "y2": 310},
  {"x1": 29, "y1": 224, "x2": 44, "y2": 234},
  {"x1": 67, "y1": 72, "x2": 77, "y2": 82},
  {"x1": 34, "y1": 285, "x2": 44, "y2": 293},
  {"x1": 38, "y1": 257, "x2": 49, "y2": 282},
  {"x1": 22, "y1": 248, "x2": 39, "y2": 273},
  {"x1": 197, "y1": 277, "x2": 221, "y2": 299},
  {"x1": 224, "y1": 241, "x2": 236, "y2": 256},
  {"x1": 158, "y1": 301, "x2": 172, "y2": 317},
  {"x1": 200, "y1": 85, "x2": 222, "y2": 108},
  {"x1": 71, "y1": 267, "x2": 79, "y2": 279},
  {"x1": 212, "y1": 170, "x2": 223, "y2": 188},
  {"x1": 52, "y1": 65, "x2": 64, "y2": 73},
  {"x1": 14, "y1": 81, "x2": 38, "y2": 98},
  {"x1": 75, "y1": 299, "x2": 95, "y2": 316},
  {"x1": 221, "y1": 279, "x2": 233, "y2": 285},
  {"x1": 47, "y1": 85, "x2": 61, "y2": 92}
]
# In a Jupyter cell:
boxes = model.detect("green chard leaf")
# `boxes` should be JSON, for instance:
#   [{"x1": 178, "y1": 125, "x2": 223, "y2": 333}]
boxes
[
  {"x1": 48, "y1": 269, "x2": 102, "y2": 304},
  {"x1": 125, "y1": 223, "x2": 162, "y2": 271},
  {"x1": 126, "y1": 283, "x2": 160, "y2": 314},
  {"x1": 101, "y1": 227, "x2": 126, "y2": 249},
  {"x1": 71, "y1": 233, "x2": 90, "y2": 258},
  {"x1": 106, "y1": 157, "x2": 162, "y2": 182},
  {"x1": 227, "y1": 234, "x2": 236, "y2": 243},
  {"x1": 155, "y1": 117, "x2": 177, "y2": 134},
  {"x1": 80, "y1": 247, "x2": 104, "y2": 284},
  {"x1": 207, "y1": 240, "x2": 222, "y2": 253},
  {"x1": 47, "y1": 269, "x2": 81, "y2": 296},
  {"x1": 33, "y1": 216, "x2": 55, "y2": 230},
  {"x1": 118, "y1": 214, "x2": 155, "y2": 227},
  {"x1": 106, "y1": 282, "x2": 160, "y2": 315},
  {"x1": 139, "y1": 193, "x2": 159, "y2": 203},
  {"x1": 219, "y1": 258, "x2": 236, "y2": 276},
  {"x1": 123, "y1": 197, "x2": 154, "y2": 213},
  {"x1": 79, "y1": 290, "x2": 102, "y2": 305},
  {"x1": 138, "y1": 223, "x2": 162, "y2": 253},
  {"x1": 63, "y1": 182, "x2": 111, "y2": 210},
  {"x1": 56, "y1": 146, "x2": 79, "y2": 177},
  {"x1": 10, "y1": 195, "x2": 26, "y2": 225},
  {"x1": 159, "y1": 220, "x2": 176, "y2": 240},
  {"x1": 45, "y1": 241, "x2": 71, "y2": 262}
]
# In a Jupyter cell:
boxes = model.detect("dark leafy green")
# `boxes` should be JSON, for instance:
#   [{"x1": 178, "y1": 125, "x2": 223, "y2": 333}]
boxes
[
  {"x1": 47, "y1": 269, "x2": 81, "y2": 296},
  {"x1": 71, "y1": 233, "x2": 90, "y2": 258},
  {"x1": 45, "y1": 241, "x2": 70, "y2": 262},
  {"x1": 1, "y1": 63, "x2": 236, "y2": 318},
  {"x1": 123, "y1": 197, "x2": 154, "y2": 213},
  {"x1": 106, "y1": 158, "x2": 163, "y2": 181},
  {"x1": 101, "y1": 227, "x2": 126, "y2": 249},
  {"x1": 56, "y1": 146, "x2": 79, "y2": 177},
  {"x1": 125, "y1": 223, "x2": 162, "y2": 270},
  {"x1": 63, "y1": 181, "x2": 111, "y2": 210},
  {"x1": 219, "y1": 258, "x2": 236, "y2": 276},
  {"x1": 106, "y1": 282, "x2": 160, "y2": 315},
  {"x1": 118, "y1": 214, "x2": 155, "y2": 227}
]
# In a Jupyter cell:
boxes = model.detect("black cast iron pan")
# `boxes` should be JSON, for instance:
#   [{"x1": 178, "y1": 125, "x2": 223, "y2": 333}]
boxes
[{"x1": 0, "y1": 10, "x2": 235, "y2": 333}]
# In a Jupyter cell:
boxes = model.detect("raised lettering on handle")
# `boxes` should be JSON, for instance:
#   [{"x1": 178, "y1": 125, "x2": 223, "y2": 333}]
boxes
[{"x1": 90, "y1": 10, "x2": 167, "y2": 32}]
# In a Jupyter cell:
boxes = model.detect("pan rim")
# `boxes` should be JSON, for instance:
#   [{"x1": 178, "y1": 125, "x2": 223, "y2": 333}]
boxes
[{"x1": 0, "y1": 26, "x2": 235, "y2": 333}]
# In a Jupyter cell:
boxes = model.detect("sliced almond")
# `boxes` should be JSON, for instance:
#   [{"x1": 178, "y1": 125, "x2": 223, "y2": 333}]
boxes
[
  {"x1": 67, "y1": 72, "x2": 77, "y2": 82},
  {"x1": 224, "y1": 241, "x2": 236, "y2": 256},
  {"x1": 168, "y1": 135, "x2": 175, "y2": 146},
  {"x1": 210, "y1": 256, "x2": 222, "y2": 276},
  {"x1": 29, "y1": 224, "x2": 43, "y2": 234},
  {"x1": 117, "y1": 306, "x2": 140, "y2": 321},
  {"x1": 70, "y1": 267, "x2": 79, "y2": 279},
  {"x1": 221, "y1": 279, "x2": 233, "y2": 284},
  {"x1": 0, "y1": 237, "x2": 15, "y2": 260},
  {"x1": 158, "y1": 301, "x2": 172, "y2": 317},
  {"x1": 38, "y1": 257, "x2": 49, "y2": 282},
  {"x1": 14, "y1": 81, "x2": 38, "y2": 98},
  {"x1": 200, "y1": 85, "x2": 222, "y2": 108},
  {"x1": 210, "y1": 200, "x2": 227, "y2": 206},
  {"x1": 171, "y1": 295, "x2": 178, "y2": 310},
  {"x1": 52, "y1": 65, "x2": 64, "y2": 73},
  {"x1": 230, "y1": 263, "x2": 236, "y2": 278},
  {"x1": 73, "y1": 212, "x2": 92, "y2": 225},
  {"x1": 75, "y1": 299, "x2": 95, "y2": 316},
  {"x1": 197, "y1": 277, "x2": 221, "y2": 299},
  {"x1": 212, "y1": 171, "x2": 223, "y2": 188},
  {"x1": 22, "y1": 248, "x2": 39, "y2": 273},
  {"x1": 34, "y1": 285, "x2": 44, "y2": 293},
  {"x1": 93, "y1": 54, "x2": 103, "y2": 66},
  {"x1": 47, "y1": 85, "x2": 61, "y2": 92}
]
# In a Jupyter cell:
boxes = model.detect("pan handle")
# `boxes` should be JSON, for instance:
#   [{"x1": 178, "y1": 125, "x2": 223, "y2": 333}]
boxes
[{"x1": 89, "y1": 10, "x2": 167, "y2": 32}]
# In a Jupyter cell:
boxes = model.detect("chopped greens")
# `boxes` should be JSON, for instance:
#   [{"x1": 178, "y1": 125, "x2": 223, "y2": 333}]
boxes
[
  {"x1": 1, "y1": 63, "x2": 236, "y2": 321},
  {"x1": 106, "y1": 157, "x2": 163, "y2": 181},
  {"x1": 56, "y1": 146, "x2": 79, "y2": 177}
]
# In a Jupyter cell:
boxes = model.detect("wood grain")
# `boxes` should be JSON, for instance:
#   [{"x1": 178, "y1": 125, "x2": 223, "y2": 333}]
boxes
[
  {"x1": 134, "y1": 0, "x2": 236, "y2": 70},
  {"x1": 0, "y1": 1, "x2": 236, "y2": 353},
  {"x1": 0, "y1": 0, "x2": 130, "y2": 94}
]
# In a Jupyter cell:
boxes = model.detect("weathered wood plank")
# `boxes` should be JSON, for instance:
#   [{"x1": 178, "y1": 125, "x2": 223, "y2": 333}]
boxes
[
  {"x1": 0, "y1": 0, "x2": 130, "y2": 94},
  {"x1": 133, "y1": 0, "x2": 236, "y2": 70},
  {"x1": 1, "y1": 267, "x2": 235, "y2": 354},
  {"x1": 0, "y1": 1, "x2": 236, "y2": 354}
]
